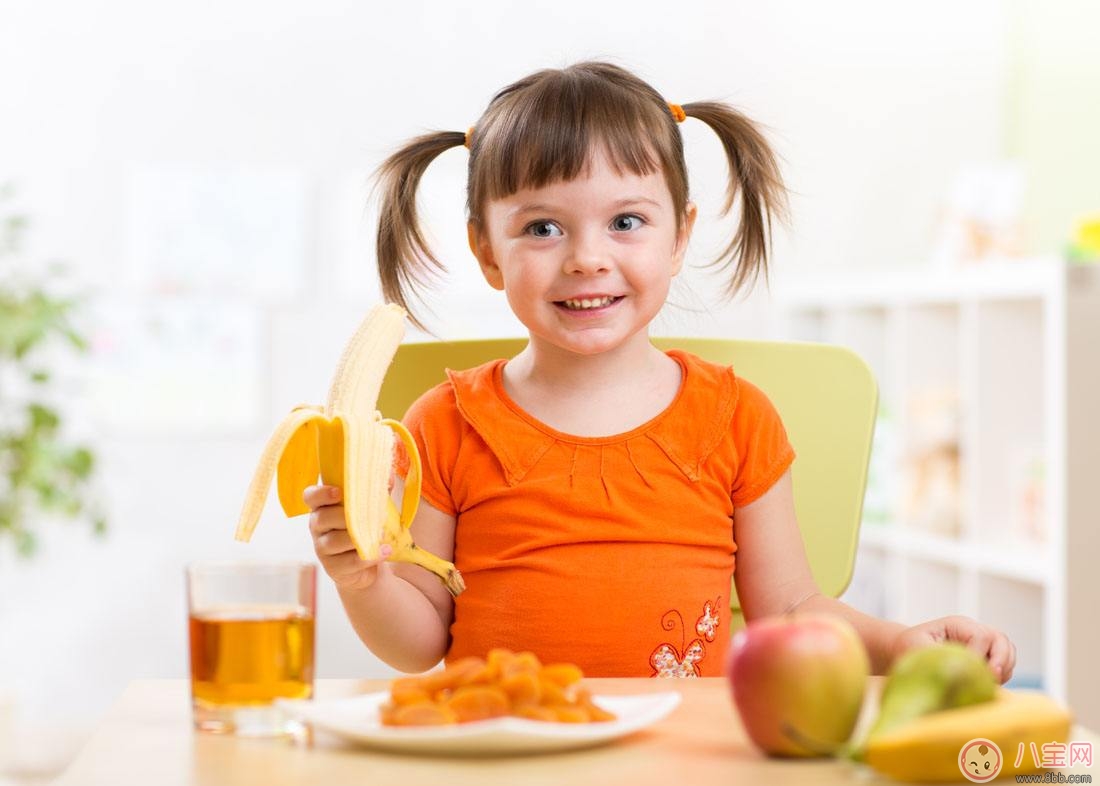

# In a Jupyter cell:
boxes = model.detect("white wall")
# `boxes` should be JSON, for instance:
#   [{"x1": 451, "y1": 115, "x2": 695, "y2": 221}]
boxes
[
  {"x1": 0, "y1": 0, "x2": 1009, "y2": 774},
  {"x1": 1006, "y1": 0, "x2": 1100, "y2": 251}
]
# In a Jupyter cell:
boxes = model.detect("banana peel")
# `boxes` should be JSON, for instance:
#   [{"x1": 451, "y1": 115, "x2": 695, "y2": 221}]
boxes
[{"x1": 234, "y1": 302, "x2": 465, "y2": 596}]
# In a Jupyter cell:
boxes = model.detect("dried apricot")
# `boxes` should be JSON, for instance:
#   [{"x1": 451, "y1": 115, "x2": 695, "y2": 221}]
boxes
[
  {"x1": 551, "y1": 705, "x2": 591, "y2": 723},
  {"x1": 500, "y1": 671, "x2": 541, "y2": 707},
  {"x1": 515, "y1": 705, "x2": 558, "y2": 722},
  {"x1": 378, "y1": 648, "x2": 616, "y2": 727},
  {"x1": 387, "y1": 702, "x2": 459, "y2": 726},
  {"x1": 539, "y1": 663, "x2": 584, "y2": 688},
  {"x1": 444, "y1": 685, "x2": 510, "y2": 723}
]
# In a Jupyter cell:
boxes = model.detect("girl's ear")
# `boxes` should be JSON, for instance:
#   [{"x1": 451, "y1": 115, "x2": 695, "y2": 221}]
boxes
[
  {"x1": 670, "y1": 201, "x2": 699, "y2": 276},
  {"x1": 467, "y1": 221, "x2": 505, "y2": 290}
]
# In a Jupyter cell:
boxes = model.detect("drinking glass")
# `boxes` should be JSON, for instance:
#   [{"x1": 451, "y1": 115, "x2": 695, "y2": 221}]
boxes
[{"x1": 186, "y1": 561, "x2": 316, "y2": 736}]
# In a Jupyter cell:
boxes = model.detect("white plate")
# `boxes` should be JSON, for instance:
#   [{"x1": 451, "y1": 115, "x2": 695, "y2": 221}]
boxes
[{"x1": 277, "y1": 690, "x2": 682, "y2": 755}]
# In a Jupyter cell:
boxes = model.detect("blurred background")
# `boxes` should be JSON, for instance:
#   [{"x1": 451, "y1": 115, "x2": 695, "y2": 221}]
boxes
[{"x1": 1, "y1": 0, "x2": 1098, "y2": 781}]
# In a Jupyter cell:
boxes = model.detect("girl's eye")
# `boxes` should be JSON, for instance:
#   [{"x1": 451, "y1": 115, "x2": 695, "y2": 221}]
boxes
[
  {"x1": 526, "y1": 221, "x2": 562, "y2": 238},
  {"x1": 611, "y1": 214, "x2": 644, "y2": 232}
]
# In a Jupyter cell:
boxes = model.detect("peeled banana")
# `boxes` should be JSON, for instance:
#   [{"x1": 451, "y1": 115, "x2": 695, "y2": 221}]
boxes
[
  {"x1": 234, "y1": 303, "x2": 465, "y2": 596},
  {"x1": 864, "y1": 688, "x2": 1073, "y2": 782}
]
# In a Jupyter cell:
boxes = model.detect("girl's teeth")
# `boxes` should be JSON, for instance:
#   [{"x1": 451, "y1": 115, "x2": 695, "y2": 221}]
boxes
[{"x1": 563, "y1": 297, "x2": 614, "y2": 310}]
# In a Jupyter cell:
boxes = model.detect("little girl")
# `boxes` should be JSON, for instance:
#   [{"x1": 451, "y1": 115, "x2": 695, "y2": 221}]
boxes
[{"x1": 306, "y1": 61, "x2": 1016, "y2": 680}]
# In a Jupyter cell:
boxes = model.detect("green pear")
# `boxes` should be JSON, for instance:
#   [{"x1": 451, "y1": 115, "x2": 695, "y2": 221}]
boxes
[{"x1": 868, "y1": 642, "x2": 997, "y2": 740}]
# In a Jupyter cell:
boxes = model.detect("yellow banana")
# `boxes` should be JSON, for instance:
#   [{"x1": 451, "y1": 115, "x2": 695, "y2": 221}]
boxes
[
  {"x1": 864, "y1": 688, "x2": 1073, "y2": 782},
  {"x1": 234, "y1": 302, "x2": 465, "y2": 596}
]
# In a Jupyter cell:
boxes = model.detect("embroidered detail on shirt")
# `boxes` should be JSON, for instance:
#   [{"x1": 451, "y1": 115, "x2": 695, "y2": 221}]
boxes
[
  {"x1": 651, "y1": 638, "x2": 705, "y2": 678},
  {"x1": 696, "y1": 598, "x2": 721, "y2": 642},
  {"x1": 650, "y1": 600, "x2": 722, "y2": 678}
]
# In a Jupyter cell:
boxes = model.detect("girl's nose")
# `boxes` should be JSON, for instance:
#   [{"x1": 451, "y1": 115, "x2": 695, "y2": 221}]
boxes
[{"x1": 564, "y1": 231, "x2": 610, "y2": 275}]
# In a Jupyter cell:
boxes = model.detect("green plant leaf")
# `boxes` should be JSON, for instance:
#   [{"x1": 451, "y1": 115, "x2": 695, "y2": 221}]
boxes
[
  {"x1": 66, "y1": 447, "x2": 95, "y2": 479},
  {"x1": 15, "y1": 528, "x2": 36, "y2": 558},
  {"x1": 0, "y1": 189, "x2": 105, "y2": 555},
  {"x1": 62, "y1": 326, "x2": 89, "y2": 352},
  {"x1": 28, "y1": 403, "x2": 60, "y2": 433}
]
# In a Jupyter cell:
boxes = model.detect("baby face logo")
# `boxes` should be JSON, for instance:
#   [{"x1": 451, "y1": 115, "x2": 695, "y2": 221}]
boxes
[{"x1": 959, "y1": 738, "x2": 1003, "y2": 782}]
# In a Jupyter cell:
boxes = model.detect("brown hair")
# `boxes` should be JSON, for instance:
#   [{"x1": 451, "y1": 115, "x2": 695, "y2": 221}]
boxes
[{"x1": 375, "y1": 61, "x2": 787, "y2": 329}]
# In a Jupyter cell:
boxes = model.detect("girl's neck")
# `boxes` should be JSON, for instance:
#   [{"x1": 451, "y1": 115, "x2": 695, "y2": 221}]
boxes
[
  {"x1": 510, "y1": 333, "x2": 662, "y2": 391},
  {"x1": 501, "y1": 333, "x2": 683, "y2": 437}
]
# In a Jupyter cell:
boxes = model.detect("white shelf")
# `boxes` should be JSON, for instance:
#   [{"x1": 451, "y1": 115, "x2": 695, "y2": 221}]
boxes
[
  {"x1": 776, "y1": 256, "x2": 1100, "y2": 721},
  {"x1": 777, "y1": 256, "x2": 1063, "y2": 308},
  {"x1": 858, "y1": 525, "x2": 1051, "y2": 584}
]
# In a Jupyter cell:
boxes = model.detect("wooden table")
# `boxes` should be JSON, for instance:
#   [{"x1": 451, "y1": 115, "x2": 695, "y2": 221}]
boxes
[{"x1": 55, "y1": 678, "x2": 1098, "y2": 785}]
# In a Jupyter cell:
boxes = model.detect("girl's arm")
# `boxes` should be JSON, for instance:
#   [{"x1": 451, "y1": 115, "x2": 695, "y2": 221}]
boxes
[
  {"x1": 307, "y1": 479, "x2": 455, "y2": 673},
  {"x1": 732, "y1": 470, "x2": 1015, "y2": 680}
]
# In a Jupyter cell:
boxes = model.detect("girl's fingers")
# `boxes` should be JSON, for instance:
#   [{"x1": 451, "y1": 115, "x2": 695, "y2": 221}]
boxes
[
  {"x1": 945, "y1": 616, "x2": 995, "y2": 660},
  {"x1": 324, "y1": 550, "x2": 375, "y2": 580},
  {"x1": 315, "y1": 528, "x2": 354, "y2": 556},
  {"x1": 309, "y1": 505, "x2": 346, "y2": 537},
  {"x1": 970, "y1": 629, "x2": 995, "y2": 657},
  {"x1": 989, "y1": 634, "x2": 1015, "y2": 683},
  {"x1": 319, "y1": 546, "x2": 393, "y2": 587},
  {"x1": 303, "y1": 484, "x2": 342, "y2": 510}
]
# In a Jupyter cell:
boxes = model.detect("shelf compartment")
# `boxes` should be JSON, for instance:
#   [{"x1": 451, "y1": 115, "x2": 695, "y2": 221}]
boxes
[
  {"x1": 842, "y1": 543, "x2": 893, "y2": 620},
  {"x1": 970, "y1": 299, "x2": 1047, "y2": 546},
  {"x1": 858, "y1": 524, "x2": 1050, "y2": 583},
  {"x1": 978, "y1": 574, "x2": 1045, "y2": 690},
  {"x1": 899, "y1": 303, "x2": 963, "y2": 539},
  {"x1": 897, "y1": 556, "x2": 960, "y2": 627},
  {"x1": 776, "y1": 257, "x2": 1061, "y2": 308}
]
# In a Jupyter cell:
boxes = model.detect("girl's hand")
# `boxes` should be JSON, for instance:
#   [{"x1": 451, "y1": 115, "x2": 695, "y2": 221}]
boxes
[
  {"x1": 890, "y1": 615, "x2": 1017, "y2": 684},
  {"x1": 304, "y1": 484, "x2": 391, "y2": 592}
]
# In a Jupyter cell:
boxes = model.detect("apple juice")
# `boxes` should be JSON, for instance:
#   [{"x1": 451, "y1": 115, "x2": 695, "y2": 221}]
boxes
[{"x1": 188, "y1": 604, "x2": 314, "y2": 706}]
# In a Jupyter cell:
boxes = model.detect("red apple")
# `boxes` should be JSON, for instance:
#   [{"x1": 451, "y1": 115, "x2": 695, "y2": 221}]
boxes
[{"x1": 726, "y1": 612, "x2": 869, "y2": 757}]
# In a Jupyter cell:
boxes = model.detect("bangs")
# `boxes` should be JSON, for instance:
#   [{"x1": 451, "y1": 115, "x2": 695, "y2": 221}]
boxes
[{"x1": 467, "y1": 64, "x2": 686, "y2": 219}]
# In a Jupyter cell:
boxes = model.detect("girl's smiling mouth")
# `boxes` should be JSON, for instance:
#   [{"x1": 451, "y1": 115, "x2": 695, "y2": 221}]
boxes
[{"x1": 555, "y1": 295, "x2": 624, "y2": 311}]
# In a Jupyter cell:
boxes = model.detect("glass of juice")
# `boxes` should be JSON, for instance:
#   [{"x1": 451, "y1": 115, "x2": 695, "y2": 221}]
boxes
[{"x1": 186, "y1": 561, "x2": 316, "y2": 736}]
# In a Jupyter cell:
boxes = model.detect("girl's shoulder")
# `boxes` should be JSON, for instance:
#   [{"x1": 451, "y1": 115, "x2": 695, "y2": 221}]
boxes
[
  {"x1": 401, "y1": 357, "x2": 508, "y2": 429},
  {"x1": 666, "y1": 348, "x2": 779, "y2": 415}
]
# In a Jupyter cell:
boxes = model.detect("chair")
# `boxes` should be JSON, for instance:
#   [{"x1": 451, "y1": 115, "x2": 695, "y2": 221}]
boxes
[{"x1": 377, "y1": 338, "x2": 878, "y2": 628}]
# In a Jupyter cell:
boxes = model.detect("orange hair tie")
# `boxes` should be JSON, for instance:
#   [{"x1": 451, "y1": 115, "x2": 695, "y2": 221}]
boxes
[{"x1": 465, "y1": 126, "x2": 475, "y2": 149}]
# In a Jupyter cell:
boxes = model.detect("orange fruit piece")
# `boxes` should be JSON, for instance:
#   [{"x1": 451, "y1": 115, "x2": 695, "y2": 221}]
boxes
[
  {"x1": 551, "y1": 705, "x2": 591, "y2": 723},
  {"x1": 500, "y1": 671, "x2": 541, "y2": 707},
  {"x1": 444, "y1": 685, "x2": 510, "y2": 723},
  {"x1": 538, "y1": 676, "x2": 570, "y2": 706},
  {"x1": 539, "y1": 663, "x2": 584, "y2": 688},
  {"x1": 385, "y1": 702, "x2": 459, "y2": 726},
  {"x1": 576, "y1": 688, "x2": 617, "y2": 722},
  {"x1": 515, "y1": 705, "x2": 558, "y2": 722},
  {"x1": 501, "y1": 651, "x2": 542, "y2": 678},
  {"x1": 390, "y1": 678, "x2": 432, "y2": 706},
  {"x1": 485, "y1": 647, "x2": 516, "y2": 677},
  {"x1": 380, "y1": 649, "x2": 617, "y2": 726}
]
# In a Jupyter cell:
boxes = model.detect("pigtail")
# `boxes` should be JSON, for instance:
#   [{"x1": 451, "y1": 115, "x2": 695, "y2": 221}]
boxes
[
  {"x1": 681, "y1": 101, "x2": 788, "y2": 296},
  {"x1": 374, "y1": 130, "x2": 467, "y2": 330}
]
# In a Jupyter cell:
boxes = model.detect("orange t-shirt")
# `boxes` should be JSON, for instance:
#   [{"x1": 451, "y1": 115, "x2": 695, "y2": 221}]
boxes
[{"x1": 397, "y1": 349, "x2": 795, "y2": 677}]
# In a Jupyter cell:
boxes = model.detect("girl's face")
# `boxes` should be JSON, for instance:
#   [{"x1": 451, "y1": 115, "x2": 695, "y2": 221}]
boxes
[{"x1": 469, "y1": 148, "x2": 696, "y2": 358}]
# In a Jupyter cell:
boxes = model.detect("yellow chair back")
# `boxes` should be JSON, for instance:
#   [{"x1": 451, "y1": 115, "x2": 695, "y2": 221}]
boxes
[{"x1": 377, "y1": 338, "x2": 877, "y2": 623}]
